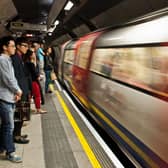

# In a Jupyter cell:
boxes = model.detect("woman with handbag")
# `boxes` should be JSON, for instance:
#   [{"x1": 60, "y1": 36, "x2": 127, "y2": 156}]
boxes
[{"x1": 24, "y1": 49, "x2": 47, "y2": 114}]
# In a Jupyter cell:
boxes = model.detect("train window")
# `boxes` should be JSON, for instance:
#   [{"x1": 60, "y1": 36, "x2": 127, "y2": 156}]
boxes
[
  {"x1": 112, "y1": 47, "x2": 153, "y2": 89},
  {"x1": 90, "y1": 49, "x2": 115, "y2": 77},
  {"x1": 76, "y1": 36, "x2": 95, "y2": 69},
  {"x1": 64, "y1": 50, "x2": 75, "y2": 64},
  {"x1": 151, "y1": 47, "x2": 168, "y2": 93},
  {"x1": 91, "y1": 46, "x2": 168, "y2": 96},
  {"x1": 63, "y1": 50, "x2": 75, "y2": 79},
  {"x1": 91, "y1": 47, "x2": 153, "y2": 89}
]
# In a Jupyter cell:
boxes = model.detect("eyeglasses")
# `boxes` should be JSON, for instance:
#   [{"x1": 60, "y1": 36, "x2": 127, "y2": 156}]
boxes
[
  {"x1": 8, "y1": 45, "x2": 16, "y2": 48},
  {"x1": 21, "y1": 44, "x2": 28, "y2": 48}
]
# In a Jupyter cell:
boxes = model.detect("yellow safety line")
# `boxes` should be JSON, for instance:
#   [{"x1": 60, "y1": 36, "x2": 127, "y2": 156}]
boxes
[
  {"x1": 72, "y1": 89, "x2": 90, "y2": 109},
  {"x1": 90, "y1": 104, "x2": 159, "y2": 168},
  {"x1": 55, "y1": 90, "x2": 101, "y2": 168},
  {"x1": 50, "y1": 83, "x2": 159, "y2": 167}
]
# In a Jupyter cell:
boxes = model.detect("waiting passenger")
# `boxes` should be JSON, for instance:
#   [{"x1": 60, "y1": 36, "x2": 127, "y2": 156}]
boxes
[
  {"x1": 44, "y1": 47, "x2": 53, "y2": 93},
  {"x1": 0, "y1": 36, "x2": 22, "y2": 162},
  {"x1": 11, "y1": 37, "x2": 31, "y2": 144},
  {"x1": 24, "y1": 49, "x2": 47, "y2": 114},
  {"x1": 34, "y1": 42, "x2": 45, "y2": 93},
  {"x1": 33, "y1": 42, "x2": 45, "y2": 104},
  {"x1": 36, "y1": 42, "x2": 45, "y2": 77}
]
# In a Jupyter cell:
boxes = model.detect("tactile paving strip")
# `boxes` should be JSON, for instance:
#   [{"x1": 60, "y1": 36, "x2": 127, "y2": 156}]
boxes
[{"x1": 41, "y1": 94, "x2": 78, "y2": 168}]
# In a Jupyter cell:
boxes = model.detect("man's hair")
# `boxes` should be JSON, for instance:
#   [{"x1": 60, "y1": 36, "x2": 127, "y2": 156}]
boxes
[
  {"x1": 16, "y1": 37, "x2": 28, "y2": 45},
  {"x1": 0, "y1": 36, "x2": 15, "y2": 54}
]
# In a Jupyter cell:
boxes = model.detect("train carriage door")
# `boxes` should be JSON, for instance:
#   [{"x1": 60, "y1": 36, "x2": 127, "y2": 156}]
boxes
[
  {"x1": 72, "y1": 32, "x2": 102, "y2": 103},
  {"x1": 63, "y1": 39, "x2": 77, "y2": 91},
  {"x1": 58, "y1": 41, "x2": 71, "y2": 82}
]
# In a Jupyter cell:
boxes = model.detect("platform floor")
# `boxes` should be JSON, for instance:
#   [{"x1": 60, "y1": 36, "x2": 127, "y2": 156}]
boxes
[
  {"x1": 0, "y1": 111, "x2": 45, "y2": 168},
  {"x1": 0, "y1": 82, "x2": 122, "y2": 168}
]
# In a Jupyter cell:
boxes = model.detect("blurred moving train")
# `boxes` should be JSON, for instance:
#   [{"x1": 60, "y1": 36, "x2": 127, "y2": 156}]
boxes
[{"x1": 56, "y1": 8, "x2": 168, "y2": 168}]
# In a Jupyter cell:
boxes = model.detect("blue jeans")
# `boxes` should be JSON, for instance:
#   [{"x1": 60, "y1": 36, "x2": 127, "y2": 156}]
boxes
[
  {"x1": 0, "y1": 100, "x2": 15, "y2": 154},
  {"x1": 45, "y1": 70, "x2": 51, "y2": 93}
]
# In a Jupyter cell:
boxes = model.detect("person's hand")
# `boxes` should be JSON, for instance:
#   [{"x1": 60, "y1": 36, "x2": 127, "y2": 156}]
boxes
[
  {"x1": 28, "y1": 93, "x2": 32, "y2": 102},
  {"x1": 14, "y1": 95, "x2": 21, "y2": 102},
  {"x1": 14, "y1": 90, "x2": 22, "y2": 102},
  {"x1": 37, "y1": 76, "x2": 40, "y2": 81},
  {"x1": 16, "y1": 90, "x2": 22, "y2": 97}
]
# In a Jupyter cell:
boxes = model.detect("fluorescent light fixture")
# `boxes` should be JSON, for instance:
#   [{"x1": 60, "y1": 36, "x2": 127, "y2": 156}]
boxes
[
  {"x1": 48, "y1": 32, "x2": 52, "y2": 36},
  {"x1": 54, "y1": 20, "x2": 59, "y2": 26},
  {"x1": 48, "y1": 26, "x2": 55, "y2": 33},
  {"x1": 48, "y1": 20, "x2": 59, "y2": 33},
  {"x1": 64, "y1": 1, "x2": 74, "y2": 10},
  {"x1": 26, "y1": 34, "x2": 33, "y2": 37}
]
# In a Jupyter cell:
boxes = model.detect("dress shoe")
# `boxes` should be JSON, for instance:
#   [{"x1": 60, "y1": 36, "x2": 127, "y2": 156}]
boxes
[
  {"x1": 21, "y1": 134, "x2": 28, "y2": 139},
  {"x1": 0, "y1": 148, "x2": 5, "y2": 154},
  {"x1": 0, "y1": 150, "x2": 6, "y2": 158},
  {"x1": 14, "y1": 137, "x2": 29, "y2": 144}
]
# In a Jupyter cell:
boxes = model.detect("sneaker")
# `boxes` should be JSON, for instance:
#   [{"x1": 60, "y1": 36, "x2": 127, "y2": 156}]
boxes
[{"x1": 7, "y1": 152, "x2": 22, "y2": 163}]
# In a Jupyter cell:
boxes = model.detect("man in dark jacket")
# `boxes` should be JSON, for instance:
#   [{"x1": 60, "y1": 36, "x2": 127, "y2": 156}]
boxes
[{"x1": 11, "y1": 37, "x2": 31, "y2": 144}]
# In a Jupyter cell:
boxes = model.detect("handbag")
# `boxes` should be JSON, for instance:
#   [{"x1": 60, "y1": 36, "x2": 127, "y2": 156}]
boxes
[{"x1": 14, "y1": 101, "x2": 31, "y2": 121}]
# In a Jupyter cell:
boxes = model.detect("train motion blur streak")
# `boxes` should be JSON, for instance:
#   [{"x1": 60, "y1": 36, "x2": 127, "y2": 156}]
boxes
[{"x1": 57, "y1": 8, "x2": 168, "y2": 168}]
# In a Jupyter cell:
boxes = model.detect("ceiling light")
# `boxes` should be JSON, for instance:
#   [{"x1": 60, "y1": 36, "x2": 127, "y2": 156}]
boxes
[
  {"x1": 54, "y1": 20, "x2": 59, "y2": 26},
  {"x1": 64, "y1": 1, "x2": 74, "y2": 10},
  {"x1": 26, "y1": 34, "x2": 33, "y2": 37},
  {"x1": 48, "y1": 26, "x2": 55, "y2": 32},
  {"x1": 48, "y1": 32, "x2": 52, "y2": 36}
]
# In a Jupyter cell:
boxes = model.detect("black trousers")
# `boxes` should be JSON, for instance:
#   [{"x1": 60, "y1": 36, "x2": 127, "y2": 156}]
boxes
[{"x1": 13, "y1": 121, "x2": 23, "y2": 136}]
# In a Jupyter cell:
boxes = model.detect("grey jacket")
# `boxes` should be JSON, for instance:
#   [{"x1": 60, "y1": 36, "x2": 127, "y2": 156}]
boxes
[{"x1": 0, "y1": 54, "x2": 21, "y2": 103}]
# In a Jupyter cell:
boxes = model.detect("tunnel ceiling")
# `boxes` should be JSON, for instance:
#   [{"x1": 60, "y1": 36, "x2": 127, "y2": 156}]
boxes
[
  {"x1": 2, "y1": 0, "x2": 168, "y2": 44},
  {"x1": 12, "y1": 0, "x2": 122, "y2": 24},
  {"x1": 47, "y1": 0, "x2": 124, "y2": 42},
  {"x1": 9, "y1": 0, "x2": 124, "y2": 41},
  {"x1": 12, "y1": 0, "x2": 54, "y2": 24}
]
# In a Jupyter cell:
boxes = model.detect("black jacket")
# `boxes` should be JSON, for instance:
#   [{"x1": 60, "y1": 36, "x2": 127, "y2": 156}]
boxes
[
  {"x1": 44, "y1": 55, "x2": 53, "y2": 71},
  {"x1": 11, "y1": 54, "x2": 32, "y2": 100}
]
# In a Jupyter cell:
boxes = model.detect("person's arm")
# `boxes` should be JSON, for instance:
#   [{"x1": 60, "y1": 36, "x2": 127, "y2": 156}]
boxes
[
  {"x1": 39, "y1": 48, "x2": 45, "y2": 55},
  {"x1": 11, "y1": 56, "x2": 20, "y2": 80},
  {"x1": 0, "y1": 59, "x2": 22, "y2": 95}
]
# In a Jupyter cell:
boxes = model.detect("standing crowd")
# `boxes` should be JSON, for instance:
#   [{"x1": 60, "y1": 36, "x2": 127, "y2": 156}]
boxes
[{"x1": 0, "y1": 36, "x2": 55, "y2": 163}]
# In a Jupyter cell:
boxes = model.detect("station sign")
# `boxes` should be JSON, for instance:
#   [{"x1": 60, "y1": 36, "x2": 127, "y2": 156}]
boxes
[{"x1": 10, "y1": 22, "x2": 47, "y2": 32}]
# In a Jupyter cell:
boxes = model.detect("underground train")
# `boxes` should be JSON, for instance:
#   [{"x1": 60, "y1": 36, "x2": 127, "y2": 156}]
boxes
[{"x1": 57, "y1": 8, "x2": 168, "y2": 168}]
